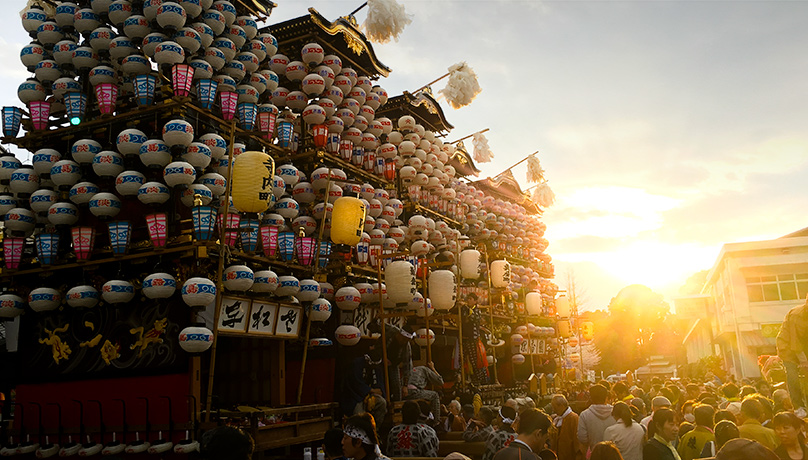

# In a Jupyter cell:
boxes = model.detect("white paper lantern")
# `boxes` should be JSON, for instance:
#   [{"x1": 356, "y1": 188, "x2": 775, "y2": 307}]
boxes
[
  {"x1": 511, "y1": 333, "x2": 524, "y2": 346},
  {"x1": 556, "y1": 296, "x2": 571, "y2": 318},
  {"x1": 66, "y1": 285, "x2": 100, "y2": 308},
  {"x1": 0, "y1": 294, "x2": 25, "y2": 318},
  {"x1": 319, "y1": 282, "x2": 335, "y2": 300},
  {"x1": 223, "y1": 265, "x2": 254, "y2": 291},
  {"x1": 163, "y1": 161, "x2": 197, "y2": 187},
  {"x1": 490, "y1": 260, "x2": 510, "y2": 289},
  {"x1": 28, "y1": 287, "x2": 61, "y2": 312},
  {"x1": 355, "y1": 282, "x2": 374, "y2": 304},
  {"x1": 526, "y1": 292, "x2": 542, "y2": 316},
  {"x1": 296, "y1": 279, "x2": 321, "y2": 302},
  {"x1": 139, "y1": 139, "x2": 172, "y2": 168},
  {"x1": 138, "y1": 181, "x2": 171, "y2": 205},
  {"x1": 89, "y1": 193, "x2": 122, "y2": 218},
  {"x1": 102, "y1": 280, "x2": 135, "y2": 304},
  {"x1": 48, "y1": 202, "x2": 79, "y2": 226},
  {"x1": 92, "y1": 151, "x2": 125, "y2": 178},
  {"x1": 275, "y1": 275, "x2": 300, "y2": 297},
  {"x1": 414, "y1": 328, "x2": 435, "y2": 347},
  {"x1": 142, "y1": 273, "x2": 177, "y2": 299},
  {"x1": 459, "y1": 249, "x2": 481, "y2": 280},
  {"x1": 335, "y1": 286, "x2": 361, "y2": 310},
  {"x1": 178, "y1": 326, "x2": 213, "y2": 353},
  {"x1": 512, "y1": 354, "x2": 526, "y2": 365},
  {"x1": 308, "y1": 298, "x2": 332, "y2": 322},
  {"x1": 5, "y1": 208, "x2": 36, "y2": 234},
  {"x1": 252, "y1": 270, "x2": 279, "y2": 293},
  {"x1": 416, "y1": 297, "x2": 434, "y2": 318},
  {"x1": 29, "y1": 189, "x2": 57, "y2": 214},
  {"x1": 429, "y1": 270, "x2": 456, "y2": 311},
  {"x1": 115, "y1": 170, "x2": 146, "y2": 196},
  {"x1": 335, "y1": 324, "x2": 361, "y2": 346},
  {"x1": 162, "y1": 119, "x2": 194, "y2": 147},
  {"x1": 181, "y1": 277, "x2": 217, "y2": 307}
]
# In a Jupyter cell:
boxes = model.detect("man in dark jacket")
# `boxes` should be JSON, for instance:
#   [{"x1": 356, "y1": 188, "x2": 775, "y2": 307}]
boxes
[{"x1": 492, "y1": 409, "x2": 556, "y2": 460}]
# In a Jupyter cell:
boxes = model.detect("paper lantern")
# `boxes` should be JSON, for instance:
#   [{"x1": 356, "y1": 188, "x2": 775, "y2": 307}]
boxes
[
  {"x1": 230, "y1": 151, "x2": 274, "y2": 214},
  {"x1": 568, "y1": 336, "x2": 580, "y2": 348},
  {"x1": 71, "y1": 226, "x2": 96, "y2": 260},
  {"x1": 330, "y1": 197, "x2": 366, "y2": 246},
  {"x1": 308, "y1": 298, "x2": 331, "y2": 321},
  {"x1": 66, "y1": 285, "x2": 100, "y2": 308},
  {"x1": 237, "y1": 102, "x2": 257, "y2": 130},
  {"x1": 47, "y1": 202, "x2": 78, "y2": 226},
  {"x1": 218, "y1": 211, "x2": 240, "y2": 247},
  {"x1": 143, "y1": 272, "x2": 177, "y2": 299},
  {"x1": 557, "y1": 320, "x2": 572, "y2": 338},
  {"x1": 512, "y1": 354, "x2": 526, "y2": 365},
  {"x1": 2, "y1": 107, "x2": 23, "y2": 137},
  {"x1": 277, "y1": 231, "x2": 294, "y2": 261},
  {"x1": 93, "y1": 83, "x2": 117, "y2": 115},
  {"x1": 28, "y1": 287, "x2": 61, "y2": 312},
  {"x1": 196, "y1": 78, "x2": 218, "y2": 109},
  {"x1": 139, "y1": 139, "x2": 171, "y2": 168},
  {"x1": 275, "y1": 275, "x2": 300, "y2": 297},
  {"x1": 138, "y1": 182, "x2": 171, "y2": 205},
  {"x1": 335, "y1": 286, "x2": 361, "y2": 311},
  {"x1": 334, "y1": 324, "x2": 361, "y2": 346},
  {"x1": 295, "y1": 234, "x2": 316, "y2": 266},
  {"x1": 102, "y1": 280, "x2": 135, "y2": 304},
  {"x1": 192, "y1": 204, "x2": 217, "y2": 241},
  {"x1": 526, "y1": 292, "x2": 542, "y2": 316},
  {"x1": 145, "y1": 213, "x2": 168, "y2": 247},
  {"x1": 429, "y1": 270, "x2": 456, "y2": 311},
  {"x1": 107, "y1": 221, "x2": 131, "y2": 255},
  {"x1": 0, "y1": 294, "x2": 25, "y2": 318},
  {"x1": 28, "y1": 100, "x2": 50, "y2": 130},
  {"x1": 252, "y1": 270, "x2": 279, "y2": 293},
  {"x1": 2, "y1": 237, "x2": 24, "y2": 269},
  {"x1": 511, "y1": 334, "x2": 524, "y2": 346},
  {"x1": 582, "y1": 322, "x2": 594, "y2": 341},
  {"x1": 163, "y1": 119, "x2": 194, "y2": 148},
  {"x1": 181, "y1": 277, "x2": 217, "y2": 307},
  {"x1": 556, "y1": 296, "x2": 570, "y2": 318},
  {"x1": 63, "y1": 92, "x2": 87, "y2": 125},
  {"x1": 385, "y1": 261, "x2": 416, "y2": 305},
  {"x1": 223, "y1": 265, "x2": 254, "y2": 291},
  {"x1": 34, "y1": 232, "x2": 59, "y2": 265},
  {"x1": 133, "y1": 74, "x2": 157, "y2": 106},
  {"x1": 220, "y1": 91, "x2": 237, "y2": 120},
  {"x1": 239, "y1": 216, "x2": 260, "y2": 252},
  {"x1": 490, "y1": 260, "x2": 511, "y2": 288},
  {"x1": 414, "y1": 328, "x2": 435, "y2": 347},
  {"x1": 459, "y1": 249, "x2": 481, "y2": 280},
  {"x1": 171, "y1": 63, "x2": 194, "y2": 97},
  {"x1": 179, "y1": 326, "x2": 213, "y2": 353},
  {"x1": 164, "y1": 161, "x2": 196, "y2": 187}
]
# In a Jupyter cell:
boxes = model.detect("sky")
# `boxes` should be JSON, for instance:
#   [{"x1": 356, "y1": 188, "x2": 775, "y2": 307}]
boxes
[{"x1": 3, "y1": 0, "x2": 808, "y2": 310}]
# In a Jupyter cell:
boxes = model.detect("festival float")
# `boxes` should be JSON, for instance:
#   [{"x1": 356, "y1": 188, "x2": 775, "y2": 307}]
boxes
[{"x1": 0, "y1": 0, "x2": 562, "y2": 455}]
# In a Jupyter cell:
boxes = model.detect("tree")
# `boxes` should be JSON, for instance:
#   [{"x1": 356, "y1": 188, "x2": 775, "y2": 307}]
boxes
[{"x1": 594, "y1": 285, "x2": 673, "y2": 375}]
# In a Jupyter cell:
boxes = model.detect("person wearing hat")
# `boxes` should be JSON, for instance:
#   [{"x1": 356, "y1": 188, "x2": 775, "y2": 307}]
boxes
[
  {"x1": 386, "y1": 400, "x2": 439, "y2": 457},
  {"x1": 343, "y1": 413, "x2": 389, "y2": 460},
  {"x1": 492, "y1": 409, "x2": 556, "y2": 460},
  {"x1": 712, "y1": 438, "x2": 779, "y2": 460},
  {"x1": 641, "y1": 396, "x2": 671, "y2": 429},
  {"x1": 776, "y1": 293, "x2": 808, "y2": 418}
]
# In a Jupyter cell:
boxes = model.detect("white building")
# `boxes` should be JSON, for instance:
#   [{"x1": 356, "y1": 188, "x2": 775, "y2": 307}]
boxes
[{"x1": 680, "y1": 230, "x2": 808, "y2": 379}]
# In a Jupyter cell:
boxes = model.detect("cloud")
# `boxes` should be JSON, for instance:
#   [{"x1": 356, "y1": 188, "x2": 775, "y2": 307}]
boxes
[{"x1": 553, "y1": 235, "x2": 624, "y2": 254}]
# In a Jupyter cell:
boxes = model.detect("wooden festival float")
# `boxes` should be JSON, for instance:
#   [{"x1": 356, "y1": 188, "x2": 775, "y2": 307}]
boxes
[{"x1": 0, "y1": 0, "x2": 564, "y2": 457}]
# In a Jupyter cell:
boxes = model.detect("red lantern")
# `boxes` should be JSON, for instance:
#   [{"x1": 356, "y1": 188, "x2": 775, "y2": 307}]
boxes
[
  {"x1": 171, "y1": 63, "x2": 194, "y2": 97},
  {"x1": 339, "y1": 139, "x2": 352, "y2": 161},
  {"x1": 3, "y1": 236, "x2": 24, "y2": 269},
  {"x1": 217, "y1": 211, "x2": 240, "y2": 247},
  {"x1": 295, "y1": 235, "x2": 316, "y2": 266},
  {"x1": 384, "y1": 161, "x2": 396, "y2": 181},
  {"x1": 71, "y1": 226, "x2": 96, "y2": 261},
  {"x1": 260, "y1": 224, "x2": 278, "y2": 257},
  {"x1": 28, "y1": 101, "x2": 51, "y2": 130},
  {"x1": 312, "y1": 124, "x2": 328, "y2": 148},
  {"x1": 258, "y1": 104, "x2": 278, "y2": 140},
  {"x1": 219, "y1": 91, "x2": 237, "y2": 121},
  {"x1": 94, "y1": 83, "x2": 118, "y2": 115},
  {"x1": 145, "y1": 212, "x2": 167, "y2": 248}
]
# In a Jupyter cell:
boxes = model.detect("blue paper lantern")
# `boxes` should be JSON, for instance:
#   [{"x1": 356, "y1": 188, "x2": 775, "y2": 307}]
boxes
[
  {"x1": 318, "y1": 241, "x2": 331, "y2": 268},
  {"x1": 237, "y1": 102, "x2": 257, "y2": 131},
  {"x1": 191, "y1": 205, "x2": 217, "y2": 241},
  {"x1": 195, "y1": 78, "x2": 218, "y2": 109},
  {"x1": 239, "y1": 216, "x2": 260, "y2": 252},
  {"x1": 63, "y1": 92, "x2": 87, "y2": 125},
  {"x1": 133, "y1": 74, "x2": 157, "y2": 106},
  {"x1": 2, "y1": 107, "x2": 23, "y2": 138},
  {"x1": 278, "y1": 231, "x2": 294, "y2": 262},
  {"x1": 107, "y1": 220, "x2": 131, "y2": 255},
  {"x1": 277, "y1": 120, "x2": 293, "y2": 148},
  {"x1": 35, "y1": 232, "x2": 59, "y2": 265}
]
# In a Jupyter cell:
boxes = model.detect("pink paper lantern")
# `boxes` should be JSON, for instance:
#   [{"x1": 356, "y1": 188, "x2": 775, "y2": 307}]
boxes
[
  {"x1": 3, "y1": 236, "x2": 24, "y2": 269},
  {"x1": 145, "y1": 212, "x2": 167, "y2": 248},
  {"x1": 71, "y1": 226, "x2": 96, "y2": 261},
  {"x1": 94, "y1": 83, "x2": 118, "y2": 115},
  {"x1": 171, "y1": 63, "x2": 195, "y2": 97},
  {"x1": 219, "y1": 91, "x2": 237, "y2": 120},
  {"x1": 28, "y1": 100, "x2": 51, "y2": 130}
]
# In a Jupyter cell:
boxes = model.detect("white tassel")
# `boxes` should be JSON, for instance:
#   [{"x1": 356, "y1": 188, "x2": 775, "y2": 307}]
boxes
[
  {"x1": 472, "y1": 132, "x2": 493, "y2": 163},
  {"x1": 440, "y1": 62, "x2": 482, "y2": 110},
  {"x1": 20, "y1": 0, "x2": 55, "y2": 18},
  {"x1": 363, "y1": 0, "x2": 412, "y2": 44},
  {"x1": 526, "y1": 154, "x2": 545, "y2": 183},
  {"x1": 532, "y1": 183, "x2": 555, "y2": 208}
]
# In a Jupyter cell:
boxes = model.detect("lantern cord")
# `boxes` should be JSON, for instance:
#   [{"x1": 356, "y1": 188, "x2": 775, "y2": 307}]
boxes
[{"x1": 448, "y1": 128, "x2": 489, "y2": 145}]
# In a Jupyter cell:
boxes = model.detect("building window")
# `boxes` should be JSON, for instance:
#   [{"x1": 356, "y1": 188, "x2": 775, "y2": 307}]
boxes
[{"x1": 746, "y1": 274, "x2": 808, "y2": 303}]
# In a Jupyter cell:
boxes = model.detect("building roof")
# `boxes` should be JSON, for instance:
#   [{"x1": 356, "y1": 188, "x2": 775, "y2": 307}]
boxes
[
  {"x1": 742, "y1": 330, "x2": 776, "y2": 348},
  {"x1": 262, "y1": 8, "x2": 391, "y2": 79},
  {"x1": 447, "y1": 142, "x2": 481, "y2": 177},
  {"x1": 470, "y1": 170, "x2": 542, "y2": 214},
  {"x1": 375, "y1": 90, "x2": 454, "y2": 135}
]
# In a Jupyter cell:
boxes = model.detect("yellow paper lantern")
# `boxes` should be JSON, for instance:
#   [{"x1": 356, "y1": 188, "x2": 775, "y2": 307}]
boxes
[
  {"x1": 557, "y1": 320, "x2": 572, "y2": 338},
  {"x1": 231, "y1": 151, "x2": 275, "y2": 213},
  {"x1": 331, "y1": 196, "x2": 366, "y2": 246},
  {"x1": 581, "y1": 322, "x2": 594, "y2": 341}
]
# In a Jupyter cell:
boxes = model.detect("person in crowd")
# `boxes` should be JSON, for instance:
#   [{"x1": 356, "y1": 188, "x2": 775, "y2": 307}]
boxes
[
  {"x1": 630, "y1": 399, "x2": 647, "y2": 424},
  {"x1": 369, "y1": 321, "x2": 413, "y2": 402},
  {"x1": 776, "y1": 294, "x2": 808, "y2": 418},
  {"x1": 550, "y1": 394, "x2": 584, "y2": 460},
  {"x1": 603, "y1": 401, "x2": 644, "y2": 460},
  {"x1": 739, "y1": 385, "x2": 757, "y2": 401},
  {"x1": 698, "y1": 420, "x2": 739, "y2": 458},
  {"x1": 357, "y1": 388, "x2": 387, "y2": 429},
  {"x1": 200, "y1": 426, "x2": 254, "y2": 460},
  {"x1": 464, "y1": 407, "x2": 496, "y2": 442},
  {"x1": 641, "y1": 397, "x2": 671, "y2": 429},
  {"x1": 737, "y1": 397, "x2": 778, "y2": 451},
  {"x1": 756, "y1": 380, "x2": 773, "y2": 399},
  {"x1": 773, "y1": 389, "x2": 794, "y2": 415},
  {"x1": 614, "y1": 383, "x2": 632, "y2": 403},
  {"x1": 676, "y1": 404, "x2": 714, "y2": 460},
  {"x1": 447, "y1": 400, "x2": 466, "y2": 432},
  {"x1": 590, "y1": 441, "x2": 625, "y2": 460},
  {"x1": 680, "y1": 400, "x2": 695, "y2": 424},
  {"x1": 386, "y1": 401, "x2": 439, "y2": 458},
  {"x1": 685, "y1": 385, "x2": 701, "y2": 403},
  {"x1": 713, "y1": 438, "x2": 780, "y2": 460},
  {"x1": 747, "y1": 393, "x2": 775, "y2": 427},
  {"x1": 642, "y1": 408, "x2": 679, "y2": 460},
  {"x1": 405, "y1": 362, "x2": 444, "y2": 418},
  {"x1": 772, "y1": 411, "x2": 807, "y2": 460},
  {"x1": 712, "y1": 409, "x2": 736, "y2": 425},
  {"x1": 578, "y1": 384, "x2": 617, "y2": 456},
  {"x1": 323, "y1": 428, "x2": 347, "y2": 460},
  {"x1": 492, "y1": 409, "x2": 555, "y2": 460},
  {"x1": 718, "y1": 383, "x2": 740, "y2": 410},
  {"x1": 483, "y1": 406, "x2": 518, "y2": 460},
  {"x1": 462, "y1": 404, "x2": 476, "y2": 429},
  {"x1": 343, "y1": 413, "x2": 388, "y2": 460},
  {"x1": 505, "y1": 399, "x2": 519, "y2": 412}
]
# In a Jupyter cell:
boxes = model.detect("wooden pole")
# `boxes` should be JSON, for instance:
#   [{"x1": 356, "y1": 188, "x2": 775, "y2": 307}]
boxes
[
  {"x1": 203, "y1": 119, "x2": 237, "y2": 423},
  {"x1": 296, "y1": 316, "x2": 313, "y2": 404},
  {"x1": 449, "y1": 128, "x2": 489, "y2": 145},
  {"x1": 414, "y1": 72, "x2": 451, "y2": 94},
  {"x1": 493, "y1": 151, "x2": 538, "y2": 178},
  {"x1": 483, "y1": 246, "x2": 498, "y2": 384},
  {"x1": 378, "y1": 260, "x2": 392, "y2": 404},
  {"x1": 455, "y1": 236, "x2": 466, "y2": 391},
  {"x1": 422, "y1": 258, "x2": 432, "y2": 363},
  {"x1": 348, "y1": 1, "x2": 368, "y2": 16}
]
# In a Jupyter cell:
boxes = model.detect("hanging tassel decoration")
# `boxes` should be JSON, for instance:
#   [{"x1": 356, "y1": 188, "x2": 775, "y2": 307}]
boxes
[
  {"x1": 526, "y1": 154, "x2": 545, "y2": 183},
  {"x1": 532, "y1": 183, "x2": 555, "y2": 208},
  {"x1": 440, "y1": 62, "x2": 482, "y2": 110},
  {"x1": 21, "y1": 0, "x2": 55, "y2": 17},
  {"x1": 363, "y1": 0, "x2": 413, "y2": 44},
  {"x1": 472, "y1": 131, "x2": 493, "y2": 163}
]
